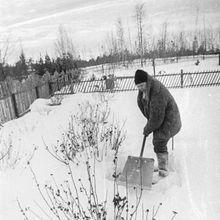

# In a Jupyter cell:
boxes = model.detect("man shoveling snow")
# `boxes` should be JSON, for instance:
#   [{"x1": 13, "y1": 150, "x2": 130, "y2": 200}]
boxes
[{"x1": 134, "y1": 69, "x2": 182, "y2": 183}]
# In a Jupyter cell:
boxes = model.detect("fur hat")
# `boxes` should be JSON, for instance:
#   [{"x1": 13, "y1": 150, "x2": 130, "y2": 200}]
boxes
[{"x1": 134, "y1": 69, "x2": 148, "y2": 85}]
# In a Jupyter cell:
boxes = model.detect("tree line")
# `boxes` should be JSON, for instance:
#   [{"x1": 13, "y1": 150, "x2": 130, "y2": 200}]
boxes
[{"x1": 0, "y1": 3, "x2": 220, "y2": 81}]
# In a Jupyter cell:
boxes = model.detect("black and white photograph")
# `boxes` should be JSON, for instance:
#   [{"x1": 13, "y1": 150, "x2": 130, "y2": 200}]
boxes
[{"x1": 0, "y1": 0, "x2": 220, "y2": 219}]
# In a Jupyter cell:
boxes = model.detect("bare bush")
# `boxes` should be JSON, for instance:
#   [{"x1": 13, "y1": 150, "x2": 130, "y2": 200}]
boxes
[
  {"x1": 18, "y1": 100, "x2": 178, "y2": 219},
  {"x1": 49, "y1": 95, "x2": 64, "y2": 106},
  {"x1": 18, "y1": 100, "x2": 129, "y2": 219},
  {"x1": 0, "y1": 134, "x2": 21, "y2": 170}
]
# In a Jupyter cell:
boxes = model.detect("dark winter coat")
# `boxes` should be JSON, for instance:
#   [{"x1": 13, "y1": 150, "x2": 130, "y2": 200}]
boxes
[{"x1": 137, "y1": 73, "x2": 182, "y2": 141}]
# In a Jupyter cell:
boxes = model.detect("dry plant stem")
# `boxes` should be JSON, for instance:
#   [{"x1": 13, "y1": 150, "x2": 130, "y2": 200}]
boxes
[
  {"x1": 152, "y1": 205, "x2": 154, "y2": 219},
  {"x1": 28, "y1": 207, "x2": 44, "y2": 220},
  {"x1": 141, "y1": 203, "x2": 144, "y2": 220},
  {"x1": 126, "y1": 180, "x2": 129, "y2": 220},
  {"x1": 130, "y1": 188, "x2": 143, "y2": 220},
  {"x1": 45, "y1": 184, "x2": 70, "y2": 220},
  {"x1": 67, "y1": 164, "x2": 85, "y2": 219},
  {"x1": 104, "y1": 191, "x2": 108, "y2": 214},
  {"x1": 92, "y1": 155, "x2": 100, "y2": 208},
  {"x1": 113, "y1": 151, "x2": 118, "y2": 219},
  {"x1": 26, "y1": 146, "x2": 38, "y2": 165},
  {"x1": 60, "y1": 184, "x2": 73, "y2": 213},
  {"x1": 145, "y1": 209, "x2": 149, "y2": 220},
  {"x1": 46, "y1": 146, "x2": 67, "y2": 164},
  {"x1": 0, "y1": 144, "x2": 12, "y2": 160},
  {"x1": 153, "y1": 203, "x2": 162, "y2": 218},
  {"x1": 86, "y1": 159, "x2": 99, "y2": 217},
  {"x1": 34, "y1": 200, "x2": 54, "y2": 220},
  {"x1": 17, "y1": 198, "x2": 29, "y2": 220},
  {"x1": 113, "y1": 146, "x2": 127, "y2": 220},
  {"x1": 64, "y1": 181, "x2": 79, "y2": 215},
  {"x1": 135, "y1": 189, "x2": 139, "y2": 220},
  {"x1": 78, "y1": 179, "x2": 97, "y2": 220},
  {"x1": 44, "y1": 187, "x2": 58, "y2": 215},
  {"x1": 28, "y1": 163, "x2": 61, "y2": 220},
  {"x1": 43, "y1": 138, "x2": 67, "y2": 165},
  {"x1": 0, "y1": 136, "x2": 20, "y2": 169},
  {"x1": 79, "y1": 179, "x2": 90, "y2": 201},
  {"x1": 171, "y1": 212, "x2": 178, "y2": 220},
  {"x1": 113, "y1": 177, "x2": 117, "y2": 219}
]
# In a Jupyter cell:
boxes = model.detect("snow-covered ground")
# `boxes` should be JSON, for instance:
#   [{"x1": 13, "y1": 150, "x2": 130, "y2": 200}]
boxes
[
  {"x1": 0, "y1": 58, "x2": 220, "y2": 220},
  {"x1": 84, "y1": 55, "x2": 220, "y2": 79}
]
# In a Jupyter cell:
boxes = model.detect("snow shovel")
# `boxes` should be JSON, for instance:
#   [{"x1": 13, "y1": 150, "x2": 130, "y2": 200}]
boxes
[
  {"x1": 117, "y1": 135, "x2": 155, "y2": 190},
  {"x1": 168, "y1": 137, "x2": 175, "y2": 172}
]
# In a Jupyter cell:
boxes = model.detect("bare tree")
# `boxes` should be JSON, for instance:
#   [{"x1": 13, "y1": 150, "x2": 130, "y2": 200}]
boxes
[
  {"x1": 206, "y1": 25, "x2": 215, "y2": 52},
  {"x1": 0, "y1": 36, "x2": 13, "y2": 80},
  {"x1": 54, "y1": 25, "x2": 76, "y2": 58},
  {"x1": 194, "y1": 6, "x2": 200, "y2": 39},
  {"x1": 105, "y1": 31, "x2": 118, "y2": 62},
  {"x1": 134, "y1": 3, "x2": 146, "y2": 67},
  {"x1": 161, "y1": 22, "x2": 169, "y2": 58},
  {"x1": 116, "y1": 17, "x2": 126, "y2": 65},
  {"x1": 175, "y1": 22, "x2": 187, "y2": 57},
  {"x1": 217, "y1": 25, "x2": 220, "y2": 50},
  {"x1": 202, "y1": 14, "x2": 207, "y2": 58}
]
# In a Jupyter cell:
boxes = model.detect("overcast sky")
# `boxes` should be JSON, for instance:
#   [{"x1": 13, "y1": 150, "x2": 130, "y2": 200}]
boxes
[{"x1": 0, "y1": 0, "x2": 220, "y2": 64}]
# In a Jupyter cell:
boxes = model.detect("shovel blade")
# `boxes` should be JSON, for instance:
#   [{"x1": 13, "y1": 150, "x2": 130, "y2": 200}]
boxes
[{"x1": 118, "y1": 156, "x2": 154, "y2": 190}]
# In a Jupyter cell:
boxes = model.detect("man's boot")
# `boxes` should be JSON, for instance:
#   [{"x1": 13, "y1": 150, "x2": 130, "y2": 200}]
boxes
[{"x1": 156, "y1": 152, "x2": 169, "y2": 177}]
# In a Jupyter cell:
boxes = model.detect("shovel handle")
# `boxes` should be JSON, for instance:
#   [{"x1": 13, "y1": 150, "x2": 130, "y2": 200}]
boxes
[
  {"x1": 172, "y1": 137, "x2": 174, "y2": 151},
  {"x1": 140, "y1": 135, "x2": 147, "y2": 157}
]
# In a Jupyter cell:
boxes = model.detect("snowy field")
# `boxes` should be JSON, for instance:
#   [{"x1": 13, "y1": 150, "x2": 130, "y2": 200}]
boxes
[
  {"x1": 84, "y1": 55, "x2": 220, "y2": 79},
  {"x1": 0, "y1": 57, "x2": 220, "y2": 220}
]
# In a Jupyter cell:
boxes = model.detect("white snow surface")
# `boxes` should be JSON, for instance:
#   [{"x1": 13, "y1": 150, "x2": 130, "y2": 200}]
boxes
[
  {"x1": 0, "y1": 57, "x2": 220, "y2": 220},
  {"x1": 84, "y1": 55, "x2": 220, "y2": 79}
]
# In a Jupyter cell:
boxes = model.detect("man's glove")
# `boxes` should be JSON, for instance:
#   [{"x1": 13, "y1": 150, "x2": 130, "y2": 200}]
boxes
[{"x1": 143, "y1": 125, "x2": 149, "y2": 136}]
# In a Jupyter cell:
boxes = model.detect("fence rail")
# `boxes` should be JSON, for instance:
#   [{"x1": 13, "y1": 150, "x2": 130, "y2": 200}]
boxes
[
  {"x1": 0, "y1": 70, "x2": 220, "y2": 124},
  {"x1": 53, "y1": 70, "x2": 220, "y2": 95}
]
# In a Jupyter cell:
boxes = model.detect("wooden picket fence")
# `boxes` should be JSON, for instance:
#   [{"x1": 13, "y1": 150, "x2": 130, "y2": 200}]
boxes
[
  {"x1": 0, "y1": 70, "x2": 220, "y2": 124},
  {"x1": 53, "y1": 70, "x2": 220, "y2": 95},
  {"x1": 0, "y1": 81, "x2": 51, "y2": 123}
]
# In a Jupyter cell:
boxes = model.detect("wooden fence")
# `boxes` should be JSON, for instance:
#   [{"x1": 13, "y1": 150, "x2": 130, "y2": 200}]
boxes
[
  {"x1": 53, "y1": 70, "x2": 220, "y2": 95},
  {"x1": 0, "y1": 70, "x2": 220, "y2": 124},
  {"x1": 0, "y1": 81, "x2": 51, "y2": 123}
]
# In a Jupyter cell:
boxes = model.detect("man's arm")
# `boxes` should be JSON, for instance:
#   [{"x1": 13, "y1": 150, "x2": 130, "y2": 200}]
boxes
[{"x1": 143, "y1": 94, "x2": 166, "y2": 136}]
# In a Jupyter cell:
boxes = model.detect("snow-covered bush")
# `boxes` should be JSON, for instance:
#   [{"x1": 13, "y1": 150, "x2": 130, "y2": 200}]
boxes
[
  {"x1": 45, "y1": 101, "x2": 118, "y2": 164},
  {"x1": 18, "y1": 100, "x2": 178, "y2": 219},
  {"x1": 18, "y1": 100, "x2": 139, "y2": 219},
  {"x1": 49, "y1": 94, "x2": 64, "y2": 106}
]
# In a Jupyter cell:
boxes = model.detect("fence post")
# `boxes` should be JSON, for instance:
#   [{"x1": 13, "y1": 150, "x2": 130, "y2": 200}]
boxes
[
  {"x1": 35, "y1": 86, "x2": 39, "y2": 98},
  {"x1": 48, "y1": 82, "x2": 53, "y2": 96},
  {"x1": 152, "y1": 58, "x2": 156, "y2": 77},
  {"x1": 11, "y1": 93, "x2": 19, "y2": 118},
  {"x1": 57, "y1": 79, "x2": 60, "y2": 91},
  {"x1": 70, "y1": 78, "x2": 76, "y2": 94},
  {"x1": 63, "y1": 75, "x2": 66, "y2": 87},
  {"x1": 219, "y1": 52, "x2": 220, "y2": 65},
  {"x1": 180, "y1": 69, "x2": 184, "y2": 88}
]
